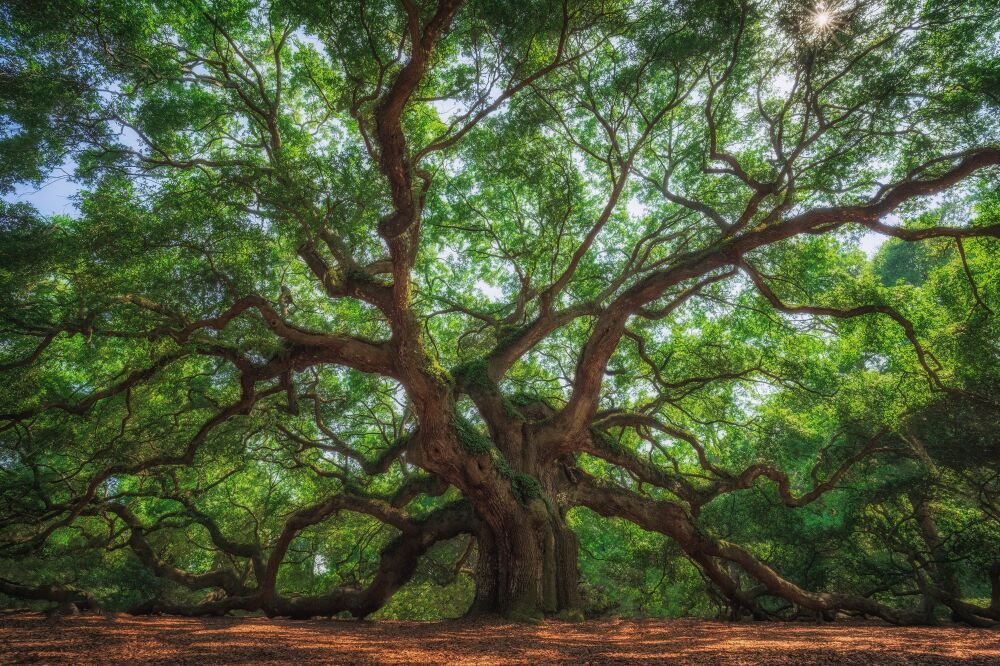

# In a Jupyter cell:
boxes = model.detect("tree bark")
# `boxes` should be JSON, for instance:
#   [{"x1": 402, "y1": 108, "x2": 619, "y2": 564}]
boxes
[{"x1": 469, "y1": 498, "x2": 580, "y2": 619}]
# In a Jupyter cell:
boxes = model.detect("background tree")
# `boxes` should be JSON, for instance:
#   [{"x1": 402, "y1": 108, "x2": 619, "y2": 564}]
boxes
[{"x1": 1, "y1": 0, "x2": 998, "y2": 623}]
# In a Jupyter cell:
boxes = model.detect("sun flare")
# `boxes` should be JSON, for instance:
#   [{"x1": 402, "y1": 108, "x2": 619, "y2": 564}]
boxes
[{"x1": 803, "y1": 1, "x2": 846, "y2": 40}]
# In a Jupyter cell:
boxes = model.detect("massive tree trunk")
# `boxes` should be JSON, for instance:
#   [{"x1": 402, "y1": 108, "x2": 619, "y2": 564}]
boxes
[
  {"x1": 444, "y1": 389, "x2": 582, "y2": 619},
  {"x1": 470, "y1": 496, "x2": 580, "y2": 619}
]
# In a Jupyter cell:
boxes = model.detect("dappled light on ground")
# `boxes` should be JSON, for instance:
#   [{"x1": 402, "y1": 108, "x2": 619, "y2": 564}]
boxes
[{"x1": 2, "y1": 614, "x2": 998, "y2": 665}]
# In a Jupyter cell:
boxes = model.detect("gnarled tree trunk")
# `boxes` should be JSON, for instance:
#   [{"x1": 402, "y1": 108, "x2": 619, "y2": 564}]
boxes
[{"x1": 469, "y1": 496, "x2": 580, "y2": 618}]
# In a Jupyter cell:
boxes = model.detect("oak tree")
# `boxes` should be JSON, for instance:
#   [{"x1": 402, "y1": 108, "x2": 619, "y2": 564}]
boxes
[{"x1": 2, "y1": 0, "x2": 999, "y2": 623}]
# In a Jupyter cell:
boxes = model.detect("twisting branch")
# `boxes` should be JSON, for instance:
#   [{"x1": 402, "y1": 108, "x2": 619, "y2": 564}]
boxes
[
  {"x1": 738, "y1": 260, "x2": 945, "y2": 390},
  {"x1": 375, "y1": 0, "x2": 466, "y2": 242}
]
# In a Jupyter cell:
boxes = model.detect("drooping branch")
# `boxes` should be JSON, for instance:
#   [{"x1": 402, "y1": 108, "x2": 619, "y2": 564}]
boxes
[
  {"x1": 0, "y1": 578, "x2": 98, "y2": 611},
  {"x1": 125, "y1": 497, "x2": 476, "y2": 620},
  {"x1": 568, "y1": 471, "x2": 935, "y2": 625},
  {"x1": 100, "y1": 503, "x2": 248, "y2": 596},
  {"x1": 271, "y1": 501, "x2": 475, "y2": 619}
]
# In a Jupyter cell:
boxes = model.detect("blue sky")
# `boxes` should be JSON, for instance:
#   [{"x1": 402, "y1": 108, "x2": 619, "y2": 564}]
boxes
[{"x1": 7, "y1": 158, "x2": 80, "y2": 216}]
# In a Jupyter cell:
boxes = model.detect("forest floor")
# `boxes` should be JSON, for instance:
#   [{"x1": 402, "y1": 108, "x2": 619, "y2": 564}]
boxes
[{"x1": 1, "y1": 612, "x2": 998, "y2": 665}]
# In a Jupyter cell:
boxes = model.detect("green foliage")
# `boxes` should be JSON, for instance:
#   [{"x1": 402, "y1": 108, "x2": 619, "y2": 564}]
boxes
[
  {"x1": 510, "y1": 474, "x2": 542, "y2": 504},
  {"x1": 454, "y1": 414, "x2": 493, "y2": 455},
  {"x1": 450, "y1": 359, "x2": 494, "y2": 393}
]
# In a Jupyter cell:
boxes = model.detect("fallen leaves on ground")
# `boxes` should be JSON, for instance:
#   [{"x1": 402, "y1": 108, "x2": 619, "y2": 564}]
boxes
[{"x1": 1, "y1": 612, "x2": 998, "y2": 665}]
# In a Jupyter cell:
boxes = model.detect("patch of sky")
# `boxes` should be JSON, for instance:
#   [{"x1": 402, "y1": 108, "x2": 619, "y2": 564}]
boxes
[
  {"x1": 475, "y1": 279, "x2": 503, "y2": 301},
  {"x1": 7, "y1": 157, "x2": 81, "y2": 216},
  {"x1": 431, "y1": 98, "x2": 469, "y2": 124},
  {"x1": 626, "y1": 197, "x2": 649, "y2": 219},
  {"x1": 4, "y1": 105, "x2": 151, "y2": 217}
]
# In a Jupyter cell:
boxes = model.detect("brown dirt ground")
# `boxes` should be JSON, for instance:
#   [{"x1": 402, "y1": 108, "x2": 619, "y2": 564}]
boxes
[{"x1": 1, "y1": 612, "x2": 998, "y2": 665}]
